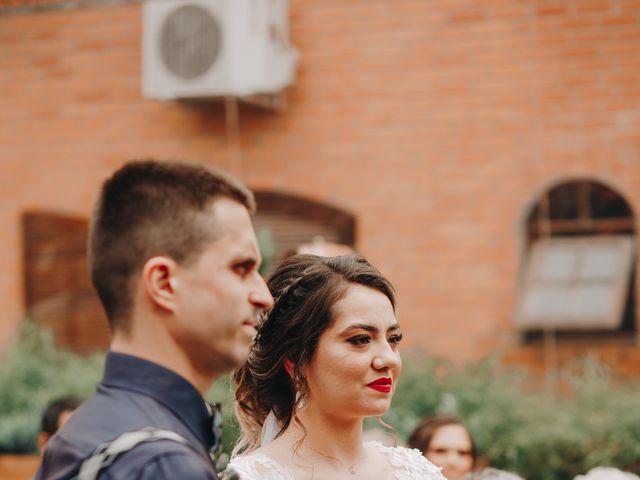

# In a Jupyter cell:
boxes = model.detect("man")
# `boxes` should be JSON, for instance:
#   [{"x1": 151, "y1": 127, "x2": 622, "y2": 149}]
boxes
[
  {"x1": 38, "y1": 396, "x2": 82, "y2": 453},
  {"x1": 36, "y1": 159, "x2": 273, "y2": 479}
]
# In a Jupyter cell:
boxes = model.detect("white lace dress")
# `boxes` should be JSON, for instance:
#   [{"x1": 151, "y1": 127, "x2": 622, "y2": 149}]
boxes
[{"x1": 225, "y1": 441, "x2": 446, "y2": 480}]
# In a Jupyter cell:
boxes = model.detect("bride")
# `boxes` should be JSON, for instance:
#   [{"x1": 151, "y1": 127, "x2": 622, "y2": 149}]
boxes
[{"x1": 226, "y1": 254, "x2": 446, "y2": 480}]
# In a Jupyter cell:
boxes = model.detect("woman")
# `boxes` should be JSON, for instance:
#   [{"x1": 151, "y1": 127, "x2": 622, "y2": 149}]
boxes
[
  {"x1": 226, "y1": 254, "x2": 445, "y2": 479},
  {"x1": 408, "y1": 415, "x2": 476, "y2": 480}
]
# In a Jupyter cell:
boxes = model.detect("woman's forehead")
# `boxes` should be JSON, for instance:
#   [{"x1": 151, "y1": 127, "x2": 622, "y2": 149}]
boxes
[{"x1": 328, "y1": 284, "x2": 397, "y2": 331}]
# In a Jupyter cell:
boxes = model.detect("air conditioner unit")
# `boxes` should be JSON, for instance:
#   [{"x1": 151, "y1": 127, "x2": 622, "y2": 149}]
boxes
[{"x1": 142, "y1": 0, "x2": 298, "y2": 100}]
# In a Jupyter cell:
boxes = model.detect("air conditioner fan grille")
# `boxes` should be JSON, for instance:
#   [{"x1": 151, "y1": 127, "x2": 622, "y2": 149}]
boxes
[{"x1": 159, "y1": 5, "x2": 222, "y2": 80}]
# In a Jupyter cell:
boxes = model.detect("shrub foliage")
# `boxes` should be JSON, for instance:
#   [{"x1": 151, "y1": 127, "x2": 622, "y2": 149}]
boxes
[{"x1": 0, "y1": 322, "x2": 104, "y2": 453}]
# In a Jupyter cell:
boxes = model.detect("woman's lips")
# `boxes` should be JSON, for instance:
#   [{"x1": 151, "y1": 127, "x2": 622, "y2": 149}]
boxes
[{"x1": 366, "y1": 377, "x2": 393, "y2": 393}]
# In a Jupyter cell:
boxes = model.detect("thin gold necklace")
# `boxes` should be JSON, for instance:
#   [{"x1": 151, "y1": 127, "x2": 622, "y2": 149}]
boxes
[{"x1": 305, "y1": 444, "x2": 359, "y2": 475}]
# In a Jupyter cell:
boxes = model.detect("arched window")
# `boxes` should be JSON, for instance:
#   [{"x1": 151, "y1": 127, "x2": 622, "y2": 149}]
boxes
[
  {"x1": 517, "y1": 179, "x2": 636, "y2": 339},
  {"x1": 253, "y1": 191, "x2": 356, "y2": 278},
  {"x1": 526, "y1": 180, "x2": 634, "y2": 243}
]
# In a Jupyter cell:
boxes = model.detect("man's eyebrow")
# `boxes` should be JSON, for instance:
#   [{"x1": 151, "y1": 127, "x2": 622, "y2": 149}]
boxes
[{"x1": 339, "y1": 323, "x2": 400, "y2": 335}]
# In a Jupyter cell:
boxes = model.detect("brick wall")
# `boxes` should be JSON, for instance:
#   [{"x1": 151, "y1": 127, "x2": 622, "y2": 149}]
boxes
[{"x1": 1, "y1": 0, "x2": 639, "y2": 373}]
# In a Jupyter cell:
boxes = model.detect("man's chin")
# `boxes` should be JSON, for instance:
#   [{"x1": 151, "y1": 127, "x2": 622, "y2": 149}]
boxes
[{"x1": 223, "y1": 345, "x2": 252, "y2": 370}]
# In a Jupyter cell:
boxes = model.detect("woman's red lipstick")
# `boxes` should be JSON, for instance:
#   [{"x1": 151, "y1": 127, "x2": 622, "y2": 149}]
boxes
[{"x1": 367, "y1": 377, "x2": 393, "y2": 393}]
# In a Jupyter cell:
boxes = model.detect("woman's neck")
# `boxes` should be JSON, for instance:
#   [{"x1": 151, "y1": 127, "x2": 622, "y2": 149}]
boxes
[{"x1": 285, "y1": 403, "x2": 365, "y2": 463}]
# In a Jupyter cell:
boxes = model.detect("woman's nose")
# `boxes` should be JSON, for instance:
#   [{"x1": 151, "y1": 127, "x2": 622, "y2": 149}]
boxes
[{"x1": 372, "y1": 344, "x2": 401, "y2": 371}]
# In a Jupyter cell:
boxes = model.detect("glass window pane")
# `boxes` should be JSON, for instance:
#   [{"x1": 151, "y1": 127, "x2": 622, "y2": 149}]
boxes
[
  {"x1": 537, "y1": 246, "x2": 576, "y2": 281},
  {"x1": 523, "y1": 287, "x2": 568, "y2": 320},
  {"x1": 579, "y1": 246, "x2": 618, "y2": 280},
  {"x1": 569, "y1": 285, "x2": 614, "y2": 321}
]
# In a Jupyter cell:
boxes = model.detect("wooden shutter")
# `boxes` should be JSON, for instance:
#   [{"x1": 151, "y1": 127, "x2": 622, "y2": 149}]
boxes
[{"x1": 22, "y1": 211, "x2": 109, "y2": 351}]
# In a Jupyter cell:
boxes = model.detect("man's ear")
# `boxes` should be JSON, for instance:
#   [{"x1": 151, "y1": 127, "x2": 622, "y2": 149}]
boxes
[{"x1": 141, "y1": 256, "x2": 178, "y2": 312}]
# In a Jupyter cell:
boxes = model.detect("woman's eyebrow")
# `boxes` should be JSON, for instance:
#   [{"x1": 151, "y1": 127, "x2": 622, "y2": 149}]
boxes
[{"x1": 340, "y1": 323, "x2": 400, "y2": 335}]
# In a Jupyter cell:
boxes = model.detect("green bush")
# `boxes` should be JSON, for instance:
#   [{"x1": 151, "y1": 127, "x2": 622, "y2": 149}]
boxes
[
  {"x1": 0, "y1": 321, "x2": 104, "y2": 453},
  {"x1": 206, "y1": 372, "x2": 240, "y2": 455},
  {"x1": 388, "y1": 355, "x2": 640, "y2": 480}
]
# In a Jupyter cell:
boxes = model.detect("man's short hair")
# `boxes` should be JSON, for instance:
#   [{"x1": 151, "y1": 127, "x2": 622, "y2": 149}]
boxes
[
  {"x1": 88, "y1": 159, "x2": 255, "y2": 331},
  {"x1": 41, "y1": 396, "x2": 82, "y2": 436}
]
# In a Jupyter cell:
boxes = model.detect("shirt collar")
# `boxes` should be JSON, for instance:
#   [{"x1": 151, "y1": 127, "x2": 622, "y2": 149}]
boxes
[{"x1": 101, "y1": 351, "x2": 217, "y2": 451}]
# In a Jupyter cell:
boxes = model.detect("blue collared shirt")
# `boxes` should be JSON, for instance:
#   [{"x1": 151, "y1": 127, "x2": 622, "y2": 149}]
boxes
[{"x1": 36, "y1": 352, "x2": 219, "y2": 479}]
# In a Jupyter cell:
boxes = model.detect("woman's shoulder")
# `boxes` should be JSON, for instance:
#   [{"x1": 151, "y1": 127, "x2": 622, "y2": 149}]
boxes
[
  {"x1": 225, "y1": 451, "x2": 295, "y2": 480},
  {"x1": 366, "y1": 441, "x2": 446, "y2": 480}
]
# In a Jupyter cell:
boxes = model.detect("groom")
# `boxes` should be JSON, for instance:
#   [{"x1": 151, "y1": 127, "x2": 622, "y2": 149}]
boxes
[{"x1": 36, "y1": 159, "x2": 273, "y2": 479}]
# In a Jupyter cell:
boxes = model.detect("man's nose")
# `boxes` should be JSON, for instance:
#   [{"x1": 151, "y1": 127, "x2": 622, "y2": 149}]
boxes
[{"x1": 250, "y1": 274, "x2": 274, "y2": 309}]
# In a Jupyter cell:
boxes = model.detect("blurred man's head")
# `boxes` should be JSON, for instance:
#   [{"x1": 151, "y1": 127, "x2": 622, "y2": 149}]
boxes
[
  {"x1": 88, "y1": 159, "x2": 256, "y2": 332},
  {"x1": 89, "y1": 159, "x2": 273, "y2": 392},
  {"x1": 38, "y1": 396, "x2": 82, "y2": 452}
]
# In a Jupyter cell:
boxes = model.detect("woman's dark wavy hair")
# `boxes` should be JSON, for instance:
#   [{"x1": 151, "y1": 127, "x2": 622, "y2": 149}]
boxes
[{"x1": 233, "y1": 254, "x2": 396, "y2": 453}]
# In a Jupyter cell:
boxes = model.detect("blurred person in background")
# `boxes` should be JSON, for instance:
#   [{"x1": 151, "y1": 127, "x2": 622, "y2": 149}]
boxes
[
  {"x1": 574, "y1": 467, "x2": 640, "y2": 480},
  {"x1": 38, "y1": 396, "x2": 82, "y2": 453},
  {"x1": 464, "y1": 467, "x2": 525, "y2": 480},
  {"x1": 408, "y1": 414, "x2": 477, "y2": 480},
  {"x1": 295, "y1": 236, "x2": 355, "y2": 257}
]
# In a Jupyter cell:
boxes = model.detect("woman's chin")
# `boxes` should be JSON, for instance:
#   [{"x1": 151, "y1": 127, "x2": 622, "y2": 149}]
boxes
[{"x1": 359, "y1": 401, "x2": 392, "y2": 418}]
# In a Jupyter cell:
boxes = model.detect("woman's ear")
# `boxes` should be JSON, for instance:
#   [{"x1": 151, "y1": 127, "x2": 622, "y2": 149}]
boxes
[{"x1": 284, "y1": 359, "x2": 294, "y2": 378}]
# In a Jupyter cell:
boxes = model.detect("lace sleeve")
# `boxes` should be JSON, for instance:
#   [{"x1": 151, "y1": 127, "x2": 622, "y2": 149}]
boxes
[
  {"x1": 369, "y1": 442, "x2": 447, "y2": 480},
  {"x1": 225, "y1": 453, "x2": 295, "y2": 480}
]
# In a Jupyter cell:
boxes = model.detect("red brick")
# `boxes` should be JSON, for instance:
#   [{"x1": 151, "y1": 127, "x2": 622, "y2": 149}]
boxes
[{"x1": 537, "y1": 4, "x2": 568, "y2": 16}]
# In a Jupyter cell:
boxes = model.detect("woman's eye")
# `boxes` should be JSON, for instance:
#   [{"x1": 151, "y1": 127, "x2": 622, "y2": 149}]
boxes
[
  {"x1": 347, "y1": 335, "x2": 371, "y2": 346},
  {"x1": 388, "y1": 334, "x2": 403, "y2": 345}
]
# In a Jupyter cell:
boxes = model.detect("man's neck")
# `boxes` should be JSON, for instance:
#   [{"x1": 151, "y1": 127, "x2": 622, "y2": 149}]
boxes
[{"x1": 110, "y1": 334, "x2": 214, "y2": 396}]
